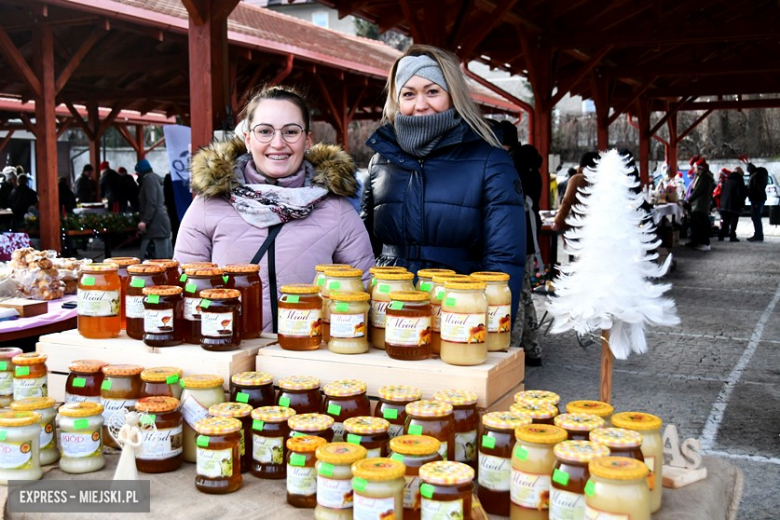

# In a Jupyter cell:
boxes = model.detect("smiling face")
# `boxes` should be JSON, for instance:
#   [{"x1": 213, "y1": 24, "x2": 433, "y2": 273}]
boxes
[
  {"x1": 398, "y1": 75, "x2": 452, "y2": 116},
  {"x1": 244, "y1": 99, "x2": 312, "y2": 179}
]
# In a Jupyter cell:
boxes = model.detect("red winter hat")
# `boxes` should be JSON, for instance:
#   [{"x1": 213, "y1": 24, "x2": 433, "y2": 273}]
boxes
[
  {"x1": 689, "y1": 155, "x2": 700, "y2": 166},
  {"x1": 694, "y1": 157, "x2": 707, "y2": 168},
  {"x1": 720, "y1": 167, "x2": 731, "y2": 175},
  {"x1": 99, "y1": 161, "x2": 110, "y2": 170}
]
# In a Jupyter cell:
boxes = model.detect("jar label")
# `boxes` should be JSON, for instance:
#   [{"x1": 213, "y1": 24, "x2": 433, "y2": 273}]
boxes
[
  {"x1": 0, "y1": 439, "x2": 34, "y2": 470},
  {"x1": 403, "y1": 475, "x2": 422, "y2": 509},
  {"x1": 201, "y1": 311, "x2": 234, "y2": 337},
  {"x1": 181, "y1": 394, "x2": 210, "y2": 429},
  {"x1": 478, "y1": 453, "x2": 511, "y2": 491},
  {"x1": 144, "y1": 308, "x2": 175, "y2": 334},
  {"x1": 422, "y1": 497, "x2": 463, "y2": 520},
  {"x1": 65, "y1": 393, "x2": 101, "y2": 404},
  {"x1": 184, "y1": 297, "x2": 202, "y2": 321},
  {"x1": 438, "y1": 441, "x2": 448, "y2": 461},
  {"x1": 13, "y1": 376, "x2": 46, "y2": 401},
  {"x1": 385, "y1": 315, "x2": 432, "y2": 347},
  {"x1": 455, "y1": 429, "x2": 477, "y2": 463},
  {"x1": 370, "y1": 300, "x2": 388, "y2": 329},
  {"x1": 60, "y1": 430, "x2": 102, "y2": 458},
  {"x1": 550, "y1": 488, "x2": 585, "y2": 520},
  {"x1": 584, "y1": 505, "x2": 629, "y2": 520},
  {"x1": 510, "y1": 469, "x2": 551, "y2": 509},
  {"x1": 40, "y1": 420, "x2": 55, "y2": 450},
  {"x1": 332, "y1": 422, "x2": 345, "y2": 442},
  {"x1": 365, "y1": 447, "x2": 381, "y2": 459},
  {"x1": 196, "y1": 447, "x2": 233, "y2": 478},
  {"x1": 138, "y1": 425, "x2": 183, "y2": 460},
  {"x1": 126, "y1": 295, "x2": 145, "y2": 319},
  {"x1": 77, "y1": 289, "x2": 120, "y2": 317},
  {"x1": 0, "y1": 372, "x2": 12, "y2": 396},
  {"x1": 645, "y1": 455, "x2": 656, "y2": 490},
  {"x1": 278, "y1": 308, "x2": 322, "y2": 337},
  {"x1": 100, "y1": 398, "x2": 137, "y2": 423},
  {"x1": 317, "y1": 475, "x2": 354, "y2": 509},
  {"x1": 388, "y1": 424, "x2": 404, "y2": 439},
  {"x1": 487, "y1": 304, "x2": 512, "y2": 333},
  {"x1": 354, "y1": 494, "x2": 395, "y2": 520},
  {"x1": 287, "y1": 465, "x2": 316, "y2": 496},
  {"x1": 432, "y1": 304, "x2": 442, "y2": 332},
  {"x1": 252, "y1": 434, "x2": 284, "y2": 464},
  {"x1": 330, "y1": 313, "x2": 367, "y2": 338},
  {"x1": 440, "y1": 312, "x2": 487, "y2": 344}
]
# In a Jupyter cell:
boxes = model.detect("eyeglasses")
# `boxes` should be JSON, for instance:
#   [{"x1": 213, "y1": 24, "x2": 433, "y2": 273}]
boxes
[{"x1": 250, "y1": 123, "x2": 305, "y2": 144}]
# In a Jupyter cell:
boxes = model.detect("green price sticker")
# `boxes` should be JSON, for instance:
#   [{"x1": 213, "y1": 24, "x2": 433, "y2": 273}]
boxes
[
  {"x1": 72, "y1": 377, "x2": 87, "y2": 388},
  {"x1": 286, "y1": 295, "x2": 300, "y2": 304},
  {"x1": 378, "y1": 284, "x2": 390, "y2": 294},
  {"x1": 141, "y1": 414, "x2": 156, "y2": 426},
  {"x1": 514, "y1": 446, "x2": 528, "y2": 461},
  {"x1": 101, "y1": 380, "x2": 112, "y2": 391},
  {"x1": 436, "y1": 290, "x2": 445, "y2": 300},
  {"x1": 82, "y1": 276, "x2": 96, "y2": 286},
  {"x1": 482, "y1": 435, "x2": 496, "y2": 449},
  {"x1": 196, "y1": 435, "x2": 210, "y2": 448},
  {"x1": 130, "y1": 278, "x2": 145, "y2": 288},
  {"x1": 15, "y1": 366, "x2": 29, "y2": 376},
  {"x1": 328, "y1": 281, "x2": 341, "y2": 290},
  {"x1": 200, "y1": 299, "x2": 211, "y2": 309},
  {"x1": 316, "y1": 277, "x2": 325, "y2": 286},
  {"x1": 278, "y1": 396, "x2": 291, "y2": 407},
  {"x1": 327, "y1": 404, "x2": 342, "y2": 416},
  {"x1": 166, "y1": 374, "x2": 179, "y2": 384},
  {"x1": 222, "y1": 275, "x2": 229, "y2": 284},
  {"x1": 319, "y1": 462, "x2": 334, "y2": 477},
  {"x1": 371, "y1": 278, "x2": 377, "y2": 287},
  {"x1": 444, "y1": 297, "x2": 456, "y2": 307},
  {"x1": 390, "y1": 453, "x2": 404, "y2": 463},
  {"x1": 408, "y1": 424, "x2": 423, "y2": 436},
  {"x1": 147, "y1": 294, "x2": 160, "y2": 304},
  {"x1": 0, "y1": 431, "x2": 5, "y2": 441},
  {"x1": 291, "y1": 432, "x2": 305, "y2": 438},
  {"x1": 346, "y1": 434, "x2": 362, "y2": 445},
  {"x1": 0, "y1": 362, "x2": 6, "y2": 371},
  {"x1": 74, "y1": 419, "x2": 89, "y2": 430},
  {"x1": 179, "y1": 273, "x2": 188, "y2": 282},
  {"x1": 383, "y1": 408, "x2": 398, "y2": 420},
  {"x1": 420, "y1": 282, "x2": 432, "y2": 292},
  {"x1": 389, "y1": 301, "x2": 404, "y2": 310},
  {"x1": 290, "y1": 453, "x2": 306, "y2": 467},
  {"x1": 185, "y1": 283, "x2": 197, "y2": 293},
  {"x1": 420, "y1": 483, "x2": 435, "y2": 499},
  {"x1": 353, "y1": 477, "x2": 367, "y2": 492},
  {"x1": 584, "y1": 480, "x2": 595, "y2": 497},
  {"x1": 553, "y1": 468, "x2": 570, "y2": 486},
  {"x1": 253, "y1": 420, "x2": 264, "y2": 431},
  {"x1": 235, "y1": 392, "x2": 249, "y2": 404},
  {"x1": 335, "y1": 302, "x2": 349, "y2": 312},
  {"x1": 180, "y1": 380, "x2": 186, "y2": 388}
]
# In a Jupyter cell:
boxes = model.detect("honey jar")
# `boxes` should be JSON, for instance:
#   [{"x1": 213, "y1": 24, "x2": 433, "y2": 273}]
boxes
[
  {"x1": 315, "y1": 442, "x2": 367, "y2": 519},
  {"x1": 419, "y1": 460, "x2": 474, "y2": 520},
  {"x1": 470, "y1": 271, "x2": 512, "y2": 351},
  {"x1": 78, "y1": 263, "x2": 121, "y2": 338},
  {"x1": 198, "y1": 288, "x2": 242, "y2": 351},
  {"x1": 370, "y1": 271, "x2": 415, "y2": 349},
  {"x1": 478, "y1": 411, "x2": 533, "y2": 516},
  {"x1": 328, "y1": 291, "x2": 370, "y2": 354},
  {"x1": 224, "y1": 264, "x2": 262, "y2": 339},
  {"x1": 351, "y1": 458, "x2": 406, "y2": 519},
  {"x1": 288, "y1": 413, "x2": 336, "y2": 443},
  {"x1": 510, "y1": 423, "x2": 567, "y2": 520},
  {"x1": 230, "y1": 371, "x2": 275, "y2": 408},
  {"x1": 322, "y1": 380, "x2": 371, "y2": 441},
  {"x1": 64, "y1": 359, "x2": 106, "y2": 404},
  {"x1": 429, "y1": 274, "x2": 472, "y2": 354},
  {"x1": 389, "y1": 434, "x2": 442, "y2": 520},
  {"x1": 12, "y1": 352, "x2": 48, "y2": 401},
  {"x1": 105, "y1": 256, "x2": 141, "y2": 330},
  {"x1": 376, "y1": 385, "x2": 423, "y2": 439},
  {"x1": 0, "y1": 348, "x2": 22, "y2": 407},
  {"x1": 554, "y1": 413, "x2": 605, "y2": 441},
  {"x1": 125, "y1": 264, "x2": 167, "y2": 339},
  {"x1": 405, "y1": 400, "x2": 455, "y2": 461},
  {"x1": 251, "y1": 406, "x2": 296, "y2": 479},
  {"x1": 277, "y1": 375, "x2": 321, "y2": 414},
  {"x1": 135, "y1": 396, "x2": 183, "y2": 473},
  {"x1": 611, "y1": 412, "x2": 663, "y2": 513},
  {"x1": 344, "y1": 416, "x2": 391, "y2": 458},
  {"x1": 278, "y1": 284, "x2": 323, "y2": 350},
  {"x1": 584, "y1": 457, "x2": 650, "y2": 520},
  {"x1": 566, "y1": 400, "x2": 614, "y2": 425},
  {"x1": 433, "y1": 389, "x2": 479, "y2": 467},
  {"x1": 440, "y1": 280, "x2": 489, "y2": 366},
  {"x1": 180, "y1": 374, "x2": 226, "y2": 463},
  {"x1": 550, "y1": 441, "x2": 610, "y2": 520},
  {"x1": 194, "y1": 417, "x2": 243, "y2": 494},
  {"x1": 142, "y1": 285, "x2": 185, "y2": 347},
  {"x1": 11, "y1": 397, "x2": 58, "y2": 466},
  {"x1": 209, "y1": 402, "x2": 253, "y2": 473},
  {"x1": 415, "y1": 268, "x2": 456, "y2": 293},
  {"x1": 140, "y1": 367, "x2": 183, "y2": 399},
  {"x1": 144, "y1": 258, "x2": 181, "y2": 286},
  {"x1": 101, "y1": 364, "x2": 143, "y2": 449},
  {"x1": 57, "y1": 402, "x2": 105, "y2": 474},
  {"x1": 515, "y1": 390, "x2": 562, "y2": 413},
  {"x1": 366, "y1": 266, "x2": 408, "y2": 292},
  {"x1": 182, "y1": 267, "x2": 224, "y2": 344},
  {"x1": 287, "y1": 435, "x2": 327, "y2": 508},
  {"x1": 321, "y1": 268, "x2": 364, "y2": 342},
  {"x1": 510, "y1": 400, "x2": 559, "y2": 425},
  {"x1": 0, "y1": 411, "x2": 42, "y2": 483},
  {"x1": 385, "y1": 290, "x2": 433, "y2": 360},
  {"x1": 589, "y1": 428, "x2": 645, "y2": 465},
  {"x1": 313, "y1": 263, "x2": 351, "y2": 288}
]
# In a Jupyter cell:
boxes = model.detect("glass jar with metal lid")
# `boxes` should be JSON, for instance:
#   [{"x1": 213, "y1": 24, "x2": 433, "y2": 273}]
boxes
[
  {"x1": 0, "y1": 411, "x2": 42, "y2": 483},
  {"x1": 181, "y1": 267, "x2": 224, "y2": 344},
  {"x1": 405, "y1": 400, "x2": 455, "y2": 461},
  {"x1": 287, "y1": 435, "x2": 328, "y2": 508},
  {"x1": 209, "y1": 402, "x2": 253, "y2": 473},
  {"x1": 140, "y1": 367, "x2": 183, "y2": 399},
  {"x1": 321, "y1": 268, "x2": 364, "y2": 343},
  {"x1": 440, "y1": 280, "x2": 489, "y2": 366},
  {"x1": 389, "y1": 434, "x2": 442, "y2": 520},
  {"x1": 78, "y1": 263, "x2": 121, "y2": 338},
  {"x1": 230, "y1": 371, "x2": 274, "y2": 408},
  {"x1": 194, "y1": 417, "x2": 243, "y2": 494},
  {"x1": 385, "y1": 290, "x2": 433, "y2": 360},
  {"x1": 289, "y1": 413, "x2": 336, "y2": 443},
  {"x1": 180, "y1": 374, "x2": 225, "y2": 463},
  {"x1": 328, "y1": 291, "x2": 370, "y2": 354},
  {"x1": 433, "y1": 389, "x2": 479, "y2": 468},
  {"x1": 313, "y1": 263, "x2": 351, "y2": 289},
  {"x1": 65, "y1": 359, "x2": 106, "y2": 404},
  {"x1": 198, "y1": 288, "x2": 242, "y2": 351},
  {"x1": 470, "y1": 271, "x2": 512, "y2": 351},
  {"x1": 11, "y1": 397, "x2": 58, "y2": 466},
  {"x1": 322, "y1": 380, "x2": 371, "y2": 441},
  {"x1": 0, "y1": 348, "x2": 22, "y2": 407},
  {"x1": 554, "y1": 413, "x2": 605, "y2": 441},
  {"x1": 430, "y1": 274, "x2": 473, "y2": 354},
  {"x1": 550, "y1": 440, "x2": 610, "y2": 520},
  {"x1": 566, "y1": 400, "x2": 614, "y2": 425},
  {"x1": 223, "y1": 264, "x2": 262, "y2": 339},
  {"x1": 419, "y1": 460, "x2": 475, "y2": 520},
  {"x1": 278, "y1": 284, "x2": 323, "y2": 351},
  {"x1": 57, "y1": 402, "x2": 105, "y2": 474},
  {"x1": 142, "y1": 285, "x2": 185, "y2": 347},
  {"x1": 135, "y1": 396, "x2": 183, "y2": 473},
  {"x1": 478, "y1": 411, "x2": 533, "y2": 516},
  {"x1": 371, "y1": 271, "x2": 415, "y2": 349},
  {"x1": 105, "y1": 256, "x2": 141, "y2": 330},
  {"x1": 611, "y1": 411, "x2": 663, "y2": 513},
  {"x1": 277, "y1": 375, "x2": 321, "y2": 414},
  {"x1": 251, "y1": 406, "x2": 296, "y2": 479},
  {"x1": 125, "y1": 264, "x2": 167, "y2": 339},
  {"x1": 589, "y1": 428, "x2": 645, "y2": 464},
  {"x1": 376, "y1": 385, "x2": 423, "y2": 439},
  {"x1": 101, "y1": 364, "x2": 143, "y2": 449},
  {"x1": 515, "y1": 389, "x2": 562, "y2": 414},
  {"x1": 367, "y1": 266, "x2": 408, "y2": 292},
  {"x1": 344, "y1": 416, "x2": 391, "y2": 458},
  {"x1": 143, "y1": 258, "x2": 181, "y2": 286},
  {"x1": 351, "y1": 457, "x2": 406, "y2": 518},
  {"x1": 415, "y1": 268, "x2": 455, "y2": 293},
  {"x1": 510, "y1": 424, "x2": 568, "y2": 520},
  {"x1": 178, "y1": 262, "x2": 217, "y2": 283},
  {"x1": 12, "y1": 352, "x2": 48, "y2": 401},
  {"x1": 510, "y1": 400, "x2": 559, "y2": 425},
  {"x1": 315, "y1": 442, "x2": 367, "y2": 519},
  {"x1": 585, "y1": 457, "x2": 650, "y2": 520}
]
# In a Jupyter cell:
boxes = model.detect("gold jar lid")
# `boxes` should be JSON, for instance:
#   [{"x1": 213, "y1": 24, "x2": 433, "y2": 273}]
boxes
[
  {"x1": 0, "y1": 411, "x2": 41, "y2": 427},
  {"x1": 81, "y1": 263, "x2": 118, "y2": 273},
  {"x1": 279, "y1": 375, "x2": 320, "y2": 390},
  {"x1": 510, "y1": 401, "x2": 558, "y2": 420},
  {"x1": 324, "y1": 268, "x2": 363, "y2": 278},
  {"x1": 554, "y1": 440, "x2": 610, "y2": 463},
  {"x1": 406, "y1": 400, "x2": 453, "y2": 418},
  {"x1": 180, "y1": 374, "x2": 224, "y2": 389},
  {"x1": 251, "y1": 406, "x2": 296, "y2": 423},
  {"x1": 315, "y1": 264, "x2": 351, "y2": 272},
  {"x1": 388, "y1": 290, "x2": 430, "y2": 302},
  {"x1": 180, "y1": 262, "x2": 216, "y2": 272},
  {"x1": 419, "y1": 461, "x2": 474, "y2": 485},
  {"x1": 330, "y1": 291, "x2": 371, "y2": 302},
  {"x1": 142, "y1": 285, "x2": 182, "y2": 296},
  {"x1": 287, "y1": 435, "x2": 327, "y2": 453},
  {"x1": 344, "y1": 416, "x2": 390, "y2": 435},
  {"x1": 58, "y1": 402, "x2": 104, "y2": 418},
  {"x1": 554, "y1": 413, "x2": 605, "y2": 432},
  {"x1": 374, "y1": 272, "x2": 414, "y2": 281},
  {"x1": 323, "y1": 379, "x2": 367, "y2": 397},
  {"x1": 611, "y1": 412, "x2": 662, "y2": 431},
  {"x1": 416, "y1": 268, "x2": 455, "y2": 279},
  {"x1": 183, "y1": 267, "x2": 223, "y2": 277},
  {"x1": 140, "y1": 367, "x2": 182, "y2": 383},
  {"x1": 389, "y1": 435, "x2": 441, "y2": 456},
  {"x1": 515, "y1": 390, "x2": 561, "y2": 406},
  {"x1": 136, "y1": 396, "x2": 179, "y2": 413},
  {"x1": 200, "y1": 288, "x2": 240, "y2": 300},
  {"x1": 69, "y1": 359, "x2": 108, "y2": 373},
  {"x1": 0, "y1": 347, "x2": 23, "y2": 359},
  {"x1": 444, "y1": 280, "x2": 486, "y2": 290},
  {"x1": 566, "y1": 400, "x2": 614, "y2": 418},
  {"x1": 431, "y1": 274, "x2": 471, "y2": 283},
  {"x1": 433, "y1": 389, "x2": 478, "y2": 407},
  {"x1": 11, "y1": 397, "x2": 56, "y2": 412},
  {"x1": 223, "y1": 264, "x2": 260, "y2": 274},
  {"x1": 317, "y1": 442, "x2": 367, "y2": 465},
  {"x1": 231, "y1": 371, "x2": 273, "y2": 386},
  {"x1": 280, "y1": 284, "x2": 320, "y2": 295},
  {"x1": 378, "y1": 385, "x2": 422, "y2": 402},
  {"x1": 106, "y1": 257, "x2": 140, "y2": 267},
  {"x1": 514, "y1": 424, "x2": 568, "y2": 444},
  {"x1": 482, "y1": 411, "x2": 533, "y2": 430},
  {"x1": 102, "y1": 364, "x2": 144, "y2": 377},
  {"x1": 589, "y1": 456, "x2": 648, "y2": 480},
  {"x1": 368, "y1": 266, "x2": 407, "y2": 275},
  {"x1": 127, "y1": 263, "x2": 165, "y2": 274},
  {"x1": 194, "y1": 416, "x2": 242, "y2": 435},
  {"x1": 144, "y1": 259, "x2": 180, "y2": 269},
  {"x1": 590, "y1": 427, "x2": 642, "y2": 448},
  {"x1": 289, "y1": 413, "x2": 335, "y2": 431},
  {"x1": 352, "y1": 458, "x2": 406, "y2": 481},
  {"x1": 12, "y1": 352, "x2": 48, "y2": 366},
  {"x1": 469, "y1": 271, "x2": 510, "y2": 281},
  {"x1": 209, "y1": 402, "x2": 252, "y2": 418}
]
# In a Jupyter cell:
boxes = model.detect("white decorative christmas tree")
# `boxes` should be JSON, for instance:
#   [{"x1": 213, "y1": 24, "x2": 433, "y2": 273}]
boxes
[{"x1": 546, "y1": 150, "x2": 680, "y2": 400}]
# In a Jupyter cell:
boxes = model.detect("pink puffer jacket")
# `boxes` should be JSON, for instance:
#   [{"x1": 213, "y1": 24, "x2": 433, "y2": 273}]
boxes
[{"x1": 174, "y1": 138, "x2": 375, "y2": 331}]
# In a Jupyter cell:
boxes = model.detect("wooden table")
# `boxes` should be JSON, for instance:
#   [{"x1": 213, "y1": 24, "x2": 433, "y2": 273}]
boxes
[{"x1": 0, "y1": 295, "x2": 77, "y2": 342}]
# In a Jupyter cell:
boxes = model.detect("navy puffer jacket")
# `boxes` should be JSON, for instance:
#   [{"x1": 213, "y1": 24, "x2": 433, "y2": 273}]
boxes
[{"x1": 361, "y1": 121, "x2": 527, "y2": 318}]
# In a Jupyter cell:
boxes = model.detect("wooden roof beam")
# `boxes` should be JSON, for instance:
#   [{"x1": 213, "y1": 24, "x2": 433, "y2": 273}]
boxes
[
  {"x1": 551, "y1": 44, "x2": 612, "y2": 106},
  {"x1": 649, "y1": 95, "x2": 695, "y2": 135},
  {"x1": 607, "y1": 76, "x2": 656, "y2": 125},
  {"x1": 0, "y1": 26, "x2": 41, "y2": 98},
  {"x1": 55, "y1": 26, "x2": 107, "y2": 95},
  {"x1": 457, "y1": 0, "x2": 520, "y2": 60},
  {"x1": 600, "y1": 59, "x2": 780, "y2": 78}
]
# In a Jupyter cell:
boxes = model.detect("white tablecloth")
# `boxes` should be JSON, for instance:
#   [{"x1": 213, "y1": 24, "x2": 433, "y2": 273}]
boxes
[{"x1": 652, "y1": 203, "x2": 684, "y2": 225}]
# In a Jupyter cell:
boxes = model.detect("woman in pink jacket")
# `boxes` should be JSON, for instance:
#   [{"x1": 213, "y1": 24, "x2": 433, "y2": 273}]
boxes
[{"x1": 174, "y1": 86, "x2": 375, "y2": 332}]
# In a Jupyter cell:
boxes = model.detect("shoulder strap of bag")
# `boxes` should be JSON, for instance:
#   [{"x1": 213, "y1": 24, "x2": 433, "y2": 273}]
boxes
[{"x1": 251, "y1": 223, "x2": 284, "y2": 332}]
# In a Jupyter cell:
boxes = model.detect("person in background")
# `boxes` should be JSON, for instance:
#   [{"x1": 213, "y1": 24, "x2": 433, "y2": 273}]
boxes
[
  {"x1": 135, "y1": 159, "x2": 173, "y2": 260},
  {"x1": 683, "y1": 157, "x2": 715, "y2": 251},
  {"x1": 117, "y1": 167, "x2": 139, "y2": 212},
  {"x1": 553, "y1": 151, "x2": 598, "y2": 231},
  {"x1": 10, "y1": 174, "x2": 38, "y2": 230},
  {"x1": 99, "y1": 161, "x2": 123, "y2": 211},
  {"x1": 162, "y1": 172, "x2": 180, "y2": 246},
  {"x1": 0, "y1": 166, "x2": 17, "y2": 209},
  {"x1": 75, "y1": 164, "x2": 96, "y2": 203},
  {"x1": 718, "y1": 166, "x2": 747, "y2": 242},
  {"x1": 746, "y1": 160, "x2": 768, "y2": 242},
  {"x1": 58, "y1": 177, "x2": 77, "y2": 214},
  {"x1": 654, "y1": 163, "x2": 684, "y2": 202}
]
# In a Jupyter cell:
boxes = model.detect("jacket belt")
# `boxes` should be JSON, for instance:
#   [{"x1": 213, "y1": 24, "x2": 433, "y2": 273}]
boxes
[{"x1": 381, "y1": 244, "x2": 473, "y2": 264}]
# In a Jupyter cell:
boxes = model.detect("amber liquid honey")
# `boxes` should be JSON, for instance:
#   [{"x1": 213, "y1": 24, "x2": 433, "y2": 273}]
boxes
[{"x1": 78, "y1": 270, "x2": 121, "y2": 339}]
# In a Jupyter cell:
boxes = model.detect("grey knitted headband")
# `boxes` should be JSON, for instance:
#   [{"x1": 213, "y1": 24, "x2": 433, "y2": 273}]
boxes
[{"x1": 394, "y1": 55, "x2": 449, "y2": 99}]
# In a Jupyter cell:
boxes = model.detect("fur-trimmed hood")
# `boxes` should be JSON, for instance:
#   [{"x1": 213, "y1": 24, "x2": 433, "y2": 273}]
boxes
[{"x1": 190, "y1": 137, "x2": 358, "y2": 198}]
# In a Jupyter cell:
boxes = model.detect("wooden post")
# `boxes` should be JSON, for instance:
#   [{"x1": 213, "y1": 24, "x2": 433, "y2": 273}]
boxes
[
  {"x1": 667, "y1": 111, "x2": 678, "y2": 176},
  {"x1": 600, "y1": 329, "x2": 613, "y2": 404},
  {"x1": 637, "y1": 99, "x2": 651, "y2": 186}
]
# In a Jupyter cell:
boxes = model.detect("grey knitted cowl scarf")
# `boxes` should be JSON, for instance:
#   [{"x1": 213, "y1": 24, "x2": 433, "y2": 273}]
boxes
[{"x1": 393, "y1": 108, "x2": 461, "y2": 158}]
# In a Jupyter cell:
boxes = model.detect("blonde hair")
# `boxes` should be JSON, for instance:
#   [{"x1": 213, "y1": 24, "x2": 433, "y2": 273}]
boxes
[{"x1": 382, "y1": 44, "x2": 500, "y2": 148}]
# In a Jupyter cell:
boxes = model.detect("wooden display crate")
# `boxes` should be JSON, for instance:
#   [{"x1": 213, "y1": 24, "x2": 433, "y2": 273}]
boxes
[{"x1": 37, "y1": 329, "x2": 277, "y2": 402}]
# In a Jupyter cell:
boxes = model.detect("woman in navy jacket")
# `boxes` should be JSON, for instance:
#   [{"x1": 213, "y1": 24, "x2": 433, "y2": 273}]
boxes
[{"x1": 361, "y1": 44, "x2": 527, "y2": 319}]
